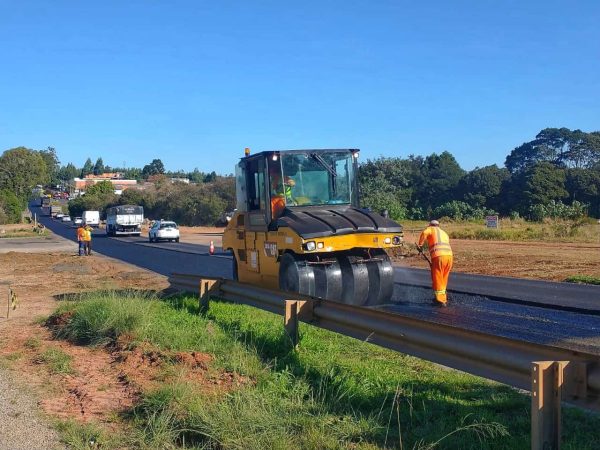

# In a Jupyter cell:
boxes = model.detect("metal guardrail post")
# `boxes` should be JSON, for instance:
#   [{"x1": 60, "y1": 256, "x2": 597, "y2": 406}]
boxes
[
  {"x1": 531, "y1": 361, "x2": 566, "y2": 450},
  {"x1": 284, "y1": 300, "x2": 313, "y2": 348},
  {"x1": 198, "y1": 279, "x2": 220, "y2": 314}
]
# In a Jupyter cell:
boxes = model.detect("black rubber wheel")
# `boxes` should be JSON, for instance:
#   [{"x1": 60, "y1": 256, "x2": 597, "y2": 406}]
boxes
[
  {"x1": 279, "y1": 253, "x2": 315, "y2": 296},
  {"x1": 313, "y1": 259, "x2": 343, "y2": 301},
  {"x1": 365, "y1": 249, "x2": 394, "y2": 305},
  {"x1": 339, "y1": 254, "x2": 370, "y2": 306}
]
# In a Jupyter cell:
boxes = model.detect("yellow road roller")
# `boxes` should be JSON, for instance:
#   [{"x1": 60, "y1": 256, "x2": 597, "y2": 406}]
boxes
[{"x1": 222, "y1": 148, "x2": 403, "y2": 306}]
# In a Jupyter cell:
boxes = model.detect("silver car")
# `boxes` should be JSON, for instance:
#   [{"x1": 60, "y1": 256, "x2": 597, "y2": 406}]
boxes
[{"x1": 149, "y1": 220, "x2": 180, "y2": 243}]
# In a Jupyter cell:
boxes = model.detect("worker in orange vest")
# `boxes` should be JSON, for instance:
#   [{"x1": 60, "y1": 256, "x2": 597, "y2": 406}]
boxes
[
  {"x1": 417, "y1": 220, "x2": 453, "y2": 306},
  {"x1": 76, "y1": 223, "x2": 86, "y2": 256}
]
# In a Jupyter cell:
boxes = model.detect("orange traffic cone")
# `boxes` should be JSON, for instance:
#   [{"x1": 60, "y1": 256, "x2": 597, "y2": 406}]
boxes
[{"x1": 209, "y1": 241, "x2": 215, "y2": 255}]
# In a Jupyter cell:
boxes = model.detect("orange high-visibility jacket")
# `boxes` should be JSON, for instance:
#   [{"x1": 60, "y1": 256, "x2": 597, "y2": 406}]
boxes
[
  {"x1": 76, "y1": 227, "x2": 86, "y2": 241},
  {"x1": 418, "y1": 226, "x2": 453, "y2": 259}
]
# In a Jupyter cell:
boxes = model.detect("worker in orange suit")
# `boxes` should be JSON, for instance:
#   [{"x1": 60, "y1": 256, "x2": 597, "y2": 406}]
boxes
[{"x1": 417, "y1": 220, "x2": 453, "y2": 306}]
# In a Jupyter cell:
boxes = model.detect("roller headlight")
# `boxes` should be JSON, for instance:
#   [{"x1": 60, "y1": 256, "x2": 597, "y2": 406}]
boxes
[
  {"x1": 304, "y1": 241, "x2": 316, "y2": 251},
  {"x1": 383, "y1": 237, "x2": 392, "y2": 244}
]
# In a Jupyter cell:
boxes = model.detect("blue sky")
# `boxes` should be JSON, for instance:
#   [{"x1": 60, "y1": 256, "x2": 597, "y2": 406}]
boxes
[{"x1": 1, "y1": 1, "x2": 598, "y2": 174}]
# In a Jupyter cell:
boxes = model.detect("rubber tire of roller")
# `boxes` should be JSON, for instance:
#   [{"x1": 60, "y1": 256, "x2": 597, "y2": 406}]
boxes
[
  {"x1": 338, "y1": 254, "x2": 370, "y2": 306},
  {"x1": 313, "y1": 259, "x2": 343, "y2": 301},
  {"x1": 365, "y1": 249, "x2": 394, "y2": 306},
  {"x1": 279, "y1": 253, "x2": 315, "y2": 296}
]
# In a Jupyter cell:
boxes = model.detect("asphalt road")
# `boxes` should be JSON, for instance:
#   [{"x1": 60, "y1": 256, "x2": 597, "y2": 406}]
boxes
[{"x1": 33, "y1": 207, "x2": 600, "y2": 355}]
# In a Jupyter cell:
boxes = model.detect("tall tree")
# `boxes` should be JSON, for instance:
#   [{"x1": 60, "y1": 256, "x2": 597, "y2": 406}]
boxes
[
  {"x1": 38, "y1": 146, "x2": 60, "y2": 185},
  {"x1": 505, "y1": 128, "x2": 600, "y2": 173},
  {"x1": 0, "y1": 147, "x2": 48, "y2": 198},
  {"x1": 513, "y1": 162, "x2": 569, "y2": 213},
  {"x1": 57, "y1": 163, "x2": 80, "y2": 183},
  {"x1": 413, "y1": 151, "x2": 464, "y2": 211},
  {"x1": 457, "y1": 165, "x2": 510, "y2": 210},
  {"x1": 93, "y1": 157, "x2": 105, "y2": 175},
  {"x1": 81, "y1": 158, "x2": 94, "y2": 177},
  {"x1": 142, "y1": 159, "x2": 165, "y2": 178}
]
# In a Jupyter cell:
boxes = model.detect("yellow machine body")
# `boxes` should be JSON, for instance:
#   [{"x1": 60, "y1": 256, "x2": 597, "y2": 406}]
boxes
[{"x1": 222, "y1": 149, "x2": 404, "y2": 305}]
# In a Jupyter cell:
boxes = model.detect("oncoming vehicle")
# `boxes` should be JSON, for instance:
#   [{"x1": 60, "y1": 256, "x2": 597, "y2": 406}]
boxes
[
  {"x1": 61, "y1": 216, "x2": 71, "y2": 222},
  {"x1": 222, "y1": 148, "x2": 404, "y2": 306},
  {"x1": 149, "y1": 220, "x2": 180, "y2": 243},
  {"x1": 105, "y1": 205, "x2": 144, "y2": 236},
  {"x1": 82, "y1": 210, "x2": 100, "y2": 227},
  {"x1": 73, "y1": 217, "x2": 83, "y2": 226}
]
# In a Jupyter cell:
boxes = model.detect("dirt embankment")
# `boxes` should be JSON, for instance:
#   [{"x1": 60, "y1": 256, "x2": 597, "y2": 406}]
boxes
[{"x1": 0, "y1": 251, "x2": 249, "y2": 434}]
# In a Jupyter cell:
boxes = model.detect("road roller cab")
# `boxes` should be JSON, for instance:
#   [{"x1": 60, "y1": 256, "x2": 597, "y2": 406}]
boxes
[{"x1": 222, "y1": 148, "x2": 404, "y2": 306}]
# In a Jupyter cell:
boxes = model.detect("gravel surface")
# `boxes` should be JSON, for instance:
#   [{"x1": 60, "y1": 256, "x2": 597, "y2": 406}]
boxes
[{"x1": 0, "y1": 368, "x2": 64, "y2": 450}]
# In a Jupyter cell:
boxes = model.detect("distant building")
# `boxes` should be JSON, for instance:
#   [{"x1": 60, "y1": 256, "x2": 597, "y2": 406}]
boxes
[
  {"x1": 84, "y1": 172, "x2": 124, "y2": 180},
  {"x1": 73, "y1": 175, "x2": 137, "y2": 194},
  {"x1": 170, "y1": 177, "x2": 190, "y2": 184}
]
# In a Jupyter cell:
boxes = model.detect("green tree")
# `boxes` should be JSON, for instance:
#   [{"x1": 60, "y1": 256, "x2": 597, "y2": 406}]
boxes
[
  {"x1": 359, "y1": 157, "x2": 410, "y2": 220},
  {"x1": 85, "y1": 180, "x2": 115, "y2": 196},
  {"x1": 81, "y1": 158, "x2": 94, "y2": 177},
  {"x1": 0, "y1": 147, "x2": 48, "y2": 199},
  {"x1": 38, "y1": 146, "x2": 60, "y2": 186},
  {"x1": 505, "y1": 128, "x2": 600, "y2": 173},
  {"x1": 142, "y1": 159, "x2": 165, "y2": 178},
  {"x1": 57, "y1": 163, "x2": 80, "y2": 183},
  {"x1": 457, "y1": 165, "x2": 510, "y2": 210},
  {"x1": 512, "y1": 162, "x2": 568, "y2": 214},
  {"x1": 0, "y1": 189, "x2": 26, "y2": 223},
  {"x1": 93, "y1": 158, "x2": 105, "y2": 175},
  {"x1": 566, "y1": 168, "x2": 600, "y2": 217},
  {"x1": 414, "y1": 151, "x2": 465, "y2": 211}
]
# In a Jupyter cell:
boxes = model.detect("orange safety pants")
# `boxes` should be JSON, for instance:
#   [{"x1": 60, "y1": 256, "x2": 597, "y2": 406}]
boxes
[{"x1": 430, "y1": 255, "x2": 453, "y2": 304}]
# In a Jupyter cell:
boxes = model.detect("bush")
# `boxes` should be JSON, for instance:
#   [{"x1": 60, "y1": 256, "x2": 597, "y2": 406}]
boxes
[
  {"x1": 433, "y1": 201, "x2": 497, "y2": 221},
  {"x1": 528, "y1": 200, "x2": 588, "y2": 222},
  {"x1": 0, "y1": 189, "x2": 26, "y2": 223}
]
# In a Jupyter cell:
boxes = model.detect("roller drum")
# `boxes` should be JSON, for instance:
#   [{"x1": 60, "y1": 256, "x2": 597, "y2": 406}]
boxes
[
  {"x1": 313, "y1": 259, "x2": 343, "y2": 301},
  {"x1": 339, "y1": 254, "x2": 370, "y2": 306},
  {"x1": 279, "y1": 253, "x2": 315, "y2": 296},
  {"x1": 365, "y1": 249, "x2": 394, "y2": 305}
]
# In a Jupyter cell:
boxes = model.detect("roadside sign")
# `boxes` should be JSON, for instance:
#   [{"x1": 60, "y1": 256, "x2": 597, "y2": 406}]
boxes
[{"x1": 486, "y1": 215, "x2": 499, "y2": 229}]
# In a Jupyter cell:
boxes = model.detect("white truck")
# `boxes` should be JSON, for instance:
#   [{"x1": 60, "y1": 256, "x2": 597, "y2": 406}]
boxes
[
  {"x1": 105, "y1": 205, "x2": 144, "y2": 236},
  {"x1": 82, "y1": 210, "x2": 100, "y2": 227}
]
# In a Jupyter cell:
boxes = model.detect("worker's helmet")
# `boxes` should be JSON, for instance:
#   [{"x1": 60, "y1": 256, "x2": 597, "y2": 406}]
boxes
[
  {"x1": 429, "y1": 220, "x2": 440, "y2": 226},
  {"x1": 284, "y1": 177, "x2": 296, "y2": 187}
]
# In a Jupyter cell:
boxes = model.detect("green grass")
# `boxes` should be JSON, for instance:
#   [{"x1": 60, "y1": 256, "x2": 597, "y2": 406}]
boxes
[
  {"x1": 565, "y1": 275, "x2": 600, "y2": 286},
  {"x1": 403, "y1": 218, "x2": 599, "y2": 242},
  {"x1": 35, "y1": 347, "x2": 74, "y2": 374},
  {"x1": 47, "y1": 291, "x2": 600, "y2": 449},
  {"x1": 0, "y1": 226, "x2": 49, "y2": 238}
]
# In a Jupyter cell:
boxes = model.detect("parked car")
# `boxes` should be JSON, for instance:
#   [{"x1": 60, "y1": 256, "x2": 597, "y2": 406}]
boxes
[
  {"x1": 73, "y1": 217, "x2": 83, "y2": 225},
  {"x1": 61, "y1": 216, "x2": 71, "y2": 222},
  {"x1": 148, "y1": 220, "x2": 180, "y2": 243}
]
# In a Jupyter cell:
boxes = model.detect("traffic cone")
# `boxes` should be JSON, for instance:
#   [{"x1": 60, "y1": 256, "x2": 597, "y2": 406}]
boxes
[{"x1": 209, "y1": 240, "x2": 215, "y2": 255}]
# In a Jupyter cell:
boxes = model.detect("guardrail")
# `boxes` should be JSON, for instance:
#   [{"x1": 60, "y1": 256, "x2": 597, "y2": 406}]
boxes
[{"x1": 169, "y1": 272, "x2": 599, "y2": 450}]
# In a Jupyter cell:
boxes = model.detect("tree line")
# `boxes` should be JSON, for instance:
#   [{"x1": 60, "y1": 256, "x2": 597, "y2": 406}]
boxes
[
  {"x1": 1, "y1": 127, "x2": 599, "y2": 225},
  {"x1": 359, "y1": 128, "x2": 600, "y2": 221}
]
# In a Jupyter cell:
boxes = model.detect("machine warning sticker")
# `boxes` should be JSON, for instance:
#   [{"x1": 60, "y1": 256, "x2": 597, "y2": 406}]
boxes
[{"x1": 264, "y1": 242, "x2": 278, "y2": 257}]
